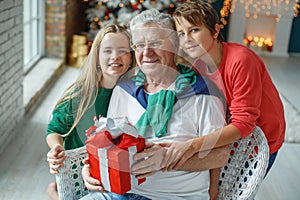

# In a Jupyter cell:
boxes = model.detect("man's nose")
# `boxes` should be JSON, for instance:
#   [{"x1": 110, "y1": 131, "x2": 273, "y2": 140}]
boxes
[{"x1": 142, "y1": 46, "x2": 155, "y2": 55}]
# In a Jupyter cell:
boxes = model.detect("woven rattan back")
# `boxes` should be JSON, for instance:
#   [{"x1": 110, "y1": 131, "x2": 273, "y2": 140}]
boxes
[
  {"x1": 218, "y1": 126, "x2": 269, "y2": 200},
  {"x1": 55, "y1": 146, "x2": 88, "y2": 200}
]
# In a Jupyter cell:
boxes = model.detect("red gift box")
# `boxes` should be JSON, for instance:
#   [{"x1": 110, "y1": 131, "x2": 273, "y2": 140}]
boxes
[{"x1": 85, "y1": 118, "x2": 146, "y2": 195}]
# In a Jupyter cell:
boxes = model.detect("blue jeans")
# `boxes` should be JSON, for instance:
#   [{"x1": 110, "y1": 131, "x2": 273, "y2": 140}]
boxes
[
  {"x1": 264, "y1": 151, "x2": 278, "y2": 177},
  {"x1": 79, "y1": 191, "x2": 151, "y2": 200}
]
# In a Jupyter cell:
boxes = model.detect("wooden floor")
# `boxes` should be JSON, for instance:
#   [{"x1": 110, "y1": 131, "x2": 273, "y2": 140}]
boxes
[{"x1": 0, "y1": 55, "x2": 299, "y2": 199}]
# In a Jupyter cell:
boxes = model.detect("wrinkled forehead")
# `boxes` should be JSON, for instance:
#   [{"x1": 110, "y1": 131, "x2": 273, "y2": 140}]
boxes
[{"x1": 131, "y1": 26, "x2": 175, "y2": 42}]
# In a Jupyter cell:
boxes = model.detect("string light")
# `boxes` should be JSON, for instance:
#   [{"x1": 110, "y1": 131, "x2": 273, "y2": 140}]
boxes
[
  {"x1": 243, "y1": 35, "x2": 273, "y2": 52},
  {"x1": 295, "y1": 2, "x2": 300, "y2": 17},
  {"x1": 220, "y1": 0, "x2": 300, "y2": 28},
  {"x1": 220, "y1": 0, "x2": 232, "y2": 29}
]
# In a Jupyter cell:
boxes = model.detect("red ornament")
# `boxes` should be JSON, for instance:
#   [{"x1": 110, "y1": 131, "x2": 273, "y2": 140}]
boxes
[
  {"x1": 104, "y1": 9, "x2": 112, "y2": 16},
  {"x1": 132, "y1": 3, "x2": 139, "y2": 10}
]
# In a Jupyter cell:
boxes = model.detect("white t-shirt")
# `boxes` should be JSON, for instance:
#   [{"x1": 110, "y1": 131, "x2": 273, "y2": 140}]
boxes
[{"x1": 107, "y1": 83, "x2": 225, "y2": 199}]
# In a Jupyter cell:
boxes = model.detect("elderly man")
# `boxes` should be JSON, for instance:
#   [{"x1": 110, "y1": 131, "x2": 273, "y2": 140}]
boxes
[{"x1": 81, "y1": 8, "x2": 229, "y2": 200}]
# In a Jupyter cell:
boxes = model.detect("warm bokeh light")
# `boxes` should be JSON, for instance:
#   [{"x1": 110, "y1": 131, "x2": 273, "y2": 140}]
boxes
[
  {"x1": 243, "y1": 35, "x2": 273, "y2": 52},
  {"x1": 220, "y1": 0, "x2": 299, "y2": 27}
]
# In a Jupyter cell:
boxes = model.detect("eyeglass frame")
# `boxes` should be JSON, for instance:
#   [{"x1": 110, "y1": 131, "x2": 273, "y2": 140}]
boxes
[{"x1": 131, "y1": 31, "x2": 175, "y2": 52}]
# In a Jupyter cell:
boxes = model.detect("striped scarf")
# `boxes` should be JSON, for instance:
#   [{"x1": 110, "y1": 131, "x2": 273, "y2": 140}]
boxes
[{"x1": 134, "y1": 64, "x2": 197, "y2": 137}]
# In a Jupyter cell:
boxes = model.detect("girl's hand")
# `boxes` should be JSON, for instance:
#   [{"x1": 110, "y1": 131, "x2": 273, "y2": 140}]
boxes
[
  {"x1": 81, "y1": 159, "x2": 106, "y2": 192},
  {"x1": 46, "y1": 144, "x2": 66, "y2": 174},
  {"x1": 160, "y1": 139, "x2": 196, "y2": 171}
]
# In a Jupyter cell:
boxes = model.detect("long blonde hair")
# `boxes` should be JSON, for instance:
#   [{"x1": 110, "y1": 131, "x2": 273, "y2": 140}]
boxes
[{"x1": 56, "y1": 24, "x2": 132, "y2": 137}]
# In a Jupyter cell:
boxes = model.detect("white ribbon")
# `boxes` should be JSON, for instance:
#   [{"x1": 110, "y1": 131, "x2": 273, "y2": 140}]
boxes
[
  {"x1": 128, "y1": 145, "x2": 139, "y2": 188},
  {"x1": 95, "y1": 117, "x2": 139, "y2": 138},
  {"x1": 98, "y1": 145, "x2": 139, "y2": 193},
  {"x1": 98, "y1": 147, "x2": 111, "y2": 191}
]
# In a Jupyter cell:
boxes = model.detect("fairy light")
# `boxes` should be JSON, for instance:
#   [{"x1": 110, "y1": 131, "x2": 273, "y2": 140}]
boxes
[
  {"x1": 220, "y1": 0, "x2": 232, "y2": 29},
  {"x1": 93, "y1": 17, "x2": 99, "y2": 22},
  {"x1": 243, "y1": 35, "x2": 273, "y2": 52},
  {"x1": 294, "y1": 2, "x2": 300, "y2": 17},
  {"x1": 220, "y1": 0, "x2": 299, "y2": 28}
]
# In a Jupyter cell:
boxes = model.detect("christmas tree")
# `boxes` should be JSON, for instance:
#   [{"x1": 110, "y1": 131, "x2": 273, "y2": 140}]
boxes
[{"x1": 83, "y1": 0, "x2": 184, "y2": 42}]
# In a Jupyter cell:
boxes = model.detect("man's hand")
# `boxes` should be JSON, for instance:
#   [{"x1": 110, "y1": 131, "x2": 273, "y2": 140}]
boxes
[
  {"x1": 81, "y1": 159, "x2": 106, "y2": 192},
  {"x1": 131, "y1": 142, "x2": 167, "y2": 179},
  {"x1": 46, "y1": 144, "x2": 66, "y2": 174}
]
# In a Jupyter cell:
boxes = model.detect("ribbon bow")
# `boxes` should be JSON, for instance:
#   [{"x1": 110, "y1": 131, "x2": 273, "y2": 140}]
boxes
[{"x1": 86, "y1": 116, "x2": 139, "y2": 139}]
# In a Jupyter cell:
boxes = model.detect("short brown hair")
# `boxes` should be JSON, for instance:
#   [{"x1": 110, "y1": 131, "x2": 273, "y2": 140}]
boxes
[{"x1": 173, "y1": 0, "x2": 224, "y2": 42}]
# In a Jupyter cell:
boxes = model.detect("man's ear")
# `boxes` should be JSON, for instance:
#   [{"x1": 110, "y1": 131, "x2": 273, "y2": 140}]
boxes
[{"x1": 213, "y1": 24, "x2": 221, "y2": 39}]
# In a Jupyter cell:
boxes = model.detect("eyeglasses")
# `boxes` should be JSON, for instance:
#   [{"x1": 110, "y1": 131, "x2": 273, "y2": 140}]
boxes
[{"x1": 131, "y1": 39, "x2": 165, "y2": 52}]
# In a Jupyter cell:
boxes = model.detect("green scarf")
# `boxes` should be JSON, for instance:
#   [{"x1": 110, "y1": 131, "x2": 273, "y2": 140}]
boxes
[{"x1": 135, "y1": 64, "x2": 197, "y2": 137}]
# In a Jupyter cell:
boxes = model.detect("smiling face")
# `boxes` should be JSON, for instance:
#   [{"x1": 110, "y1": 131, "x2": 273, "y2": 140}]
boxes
[
  {"x1": 99, "y1": 32, "x2": 132, "y2": 79},
  {"x1": 175, "y1": 17, "x2": 219, "y2": 59},
  {"x1": 131, "y1": 24, "x2": 178, "y2": 78}
]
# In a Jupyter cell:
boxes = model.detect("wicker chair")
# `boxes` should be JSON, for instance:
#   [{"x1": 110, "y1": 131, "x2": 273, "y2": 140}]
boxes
[
  {"x1": 55, "y1": 146, "x2": 88, "y2": 200},
  {"x1": 55, "y1": 126, "x2": 269, "y2": 200},
  {"x1": 217, "y1": 126, "x2": 269, "y2": 200}
]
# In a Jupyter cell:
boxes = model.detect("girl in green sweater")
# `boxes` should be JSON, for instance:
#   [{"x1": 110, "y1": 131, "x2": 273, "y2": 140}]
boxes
[{"x1": 45, "y1": 24, "x2": 133, "y2": 200}]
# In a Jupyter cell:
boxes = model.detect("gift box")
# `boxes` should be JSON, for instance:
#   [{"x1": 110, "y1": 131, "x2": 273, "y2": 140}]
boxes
[{"x1": 85, "y1": 117, "x2": 146, "y2": 194}]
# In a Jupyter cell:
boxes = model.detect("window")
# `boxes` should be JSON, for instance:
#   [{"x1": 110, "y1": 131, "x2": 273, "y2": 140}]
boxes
[{"x1": 23, "y1": 0, "x2": 45, "y2": 73}]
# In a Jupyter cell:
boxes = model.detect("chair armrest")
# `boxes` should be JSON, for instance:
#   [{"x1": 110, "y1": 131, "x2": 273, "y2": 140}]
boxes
[{"x1": 55, "y1": 146, "x2": 89, "y2": 200}]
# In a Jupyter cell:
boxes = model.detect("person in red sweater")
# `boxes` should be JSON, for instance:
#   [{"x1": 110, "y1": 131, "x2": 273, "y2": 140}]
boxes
[{"x1": 163, "y1": 0, "x2": 285, "y2": 175}]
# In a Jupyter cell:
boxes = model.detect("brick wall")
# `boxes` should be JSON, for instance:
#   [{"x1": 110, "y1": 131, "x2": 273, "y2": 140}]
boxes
[
  {"x1": 0, "y1": 0, "x2": 23, "y2": 153},
  {"x1": 45, "y1": 0, "x2": 86, "y2": 62},
  {"x1": 45, "y1": 0, "x2": 67, "y2": 59},
  {"x1": 0, "y1": 0, "x2": 86, "y2": 154},
  {"x1": 65, "y1": 0, "x2": 87, "y2": 64}
]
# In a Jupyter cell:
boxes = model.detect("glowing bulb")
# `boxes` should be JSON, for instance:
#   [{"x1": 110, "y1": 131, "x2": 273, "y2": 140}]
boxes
[{"x1": 259, "y1": 37, "x2": 264, "y2": 42}]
